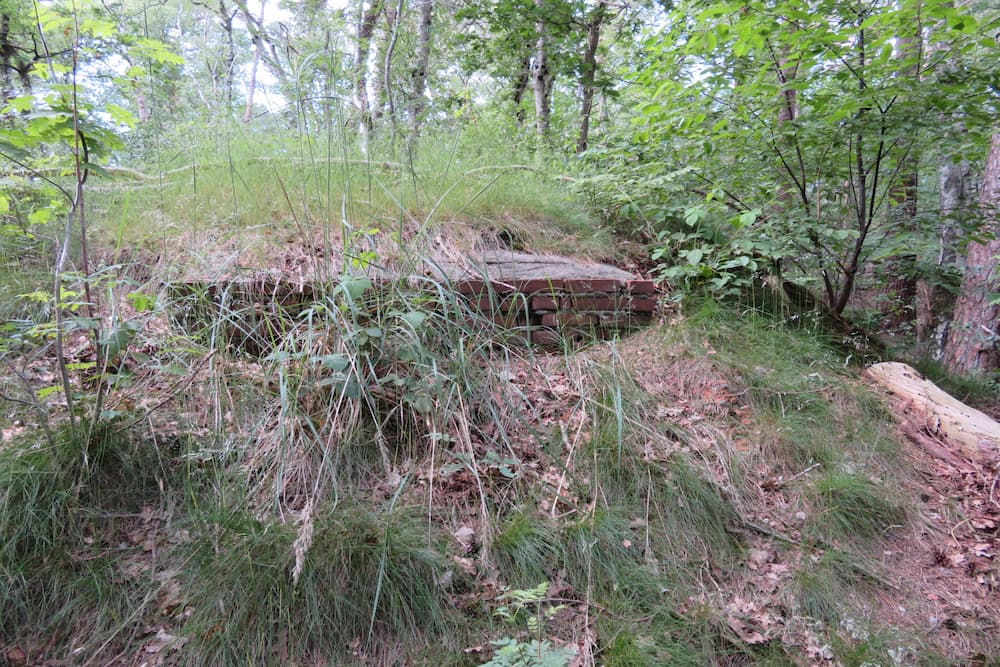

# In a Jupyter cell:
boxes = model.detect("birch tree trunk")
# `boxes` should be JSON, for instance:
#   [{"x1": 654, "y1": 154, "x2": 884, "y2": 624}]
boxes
[
  {"x1": 243, "y1": 0, "x2": 265, "y2": 122},
  {"x1": 942, "y1": 131, "x2": 1000, "y2": 375},
  {"x1": 576, "y1": 0, "x2": 606, "y2": 154},
  {"x1": 409, "y1": 0, "x2": 433, "y2": 135},
  {"x1": 532, "y1": 0, "x2": 551, "y2": 141},
  {"x1": 353, "y1": 0, "x2": 383, "y2": 143},
  {"x1": 511, "y1": 53, "x2": 531, "y2": 125},
  {"x1": 371, "y1": 3, "x2": 396, "y2": 123}
]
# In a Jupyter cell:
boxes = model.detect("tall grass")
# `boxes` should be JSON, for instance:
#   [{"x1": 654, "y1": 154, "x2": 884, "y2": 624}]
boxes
[{"x1": 91, "y1": 117, "x2": 608, "y2": 271}]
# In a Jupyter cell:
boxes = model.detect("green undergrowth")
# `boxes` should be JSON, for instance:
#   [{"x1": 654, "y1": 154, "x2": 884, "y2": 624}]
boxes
[
  {"x1": 181, "y1": 503, "x2": 454, "y2": 664},
  {"x1": 0, "y1": 279, "x2": 992, "y2": 664},
  {"x1": 0, "y1": 423, "x2": 190, "y2": 661},
  {"x1": 91, "y1": 119, "x2": 608, "y2": 267}
]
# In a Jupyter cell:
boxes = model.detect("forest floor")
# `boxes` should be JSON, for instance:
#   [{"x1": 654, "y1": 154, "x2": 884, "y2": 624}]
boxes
[{"x1": 2, "y1": 221, "x2": 999, "y2": 666}]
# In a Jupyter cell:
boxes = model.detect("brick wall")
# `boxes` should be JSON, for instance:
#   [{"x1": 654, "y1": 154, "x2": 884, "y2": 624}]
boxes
[
  {"x1": 456, "y1": 278, "x2": 659, "y2": 348},
  {"x1": 166, "y1": 275, "x2": 660, "y2": 353}
]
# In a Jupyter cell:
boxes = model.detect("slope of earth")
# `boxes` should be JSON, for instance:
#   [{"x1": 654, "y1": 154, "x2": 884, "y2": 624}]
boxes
[{"x1": 2, "y1": 258, "x2": 998, "y2": 666}]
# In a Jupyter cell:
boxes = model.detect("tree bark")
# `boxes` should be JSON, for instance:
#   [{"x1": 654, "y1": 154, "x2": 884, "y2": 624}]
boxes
[
  {"x1": 532, "y1": 0, "x2": 551, "y2": 141},
  {"x1": 942, "y1": 132, "x2": 1000, "y2": 375},
  {"x1": 409, "y1": 0, "x2": 433, "y2": 135},
  {"x1": 576, "y1": 0, "x2": 606, "y2": 154},
  {"x1": 880, "y1": 32, "x2": 921, "y2": 333},
  {"x1": 938, "y1": 150, "x2": 972, "y2": 267},
  {"x1": 511, "y1": 53, "x2": 531, "y2": 125},
  {"x1": 353, "y1": 0, "x2": 383, "y2": 138},
  {"x1": 219, "y1": 0, "x2": 236, "y2": 110},
  {"x1": 865, "y1": 362, "x2": 1000, "y2": 465},
  {"x1": 371, "y1": 3, "x2": 396, "y2": 123},
  {"x1": 242, "y1": 0, "x2": 265, "y2": 122}
]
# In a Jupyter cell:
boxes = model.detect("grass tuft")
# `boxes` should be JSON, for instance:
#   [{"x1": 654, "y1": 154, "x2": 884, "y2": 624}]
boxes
[
  {"x1": 809, "y1": 471, "x2": 905, "y2": 543},
  {"x1": 181, "y1": 503, "x2": 453, "y2": 664}
]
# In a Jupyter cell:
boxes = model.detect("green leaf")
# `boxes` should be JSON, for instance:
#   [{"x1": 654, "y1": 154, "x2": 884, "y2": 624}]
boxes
[
  {"x1": 106, "y1": 103, "x2": 138, "y2": 129},
  {"x1": 398, "y1": 310, "x2": 428, "y2": 329},
  {"x1": 36, "y1": 385, "x2": 62, "y2": 400},
  {"x1": 340, "y1": 276, "x2": 372, "y2": 299},
  {"x1": 318, "y1": 353, "x2": 351, "y2": 372},
  {"x1": 81, "y1": 17, "x2": 116, "y2": 38},
  {"x1": 5, "y1": 95, "x2": 34, "y2": 113},
  {"x1": 126, "y1": 292, "x2": 156, "y2": 312},
  {"x1": 132, "y1": 37, "x2": 185, "y2": 65},
  {"x1": 686, "y1": 248, "x2": 704, "y2": 265}
]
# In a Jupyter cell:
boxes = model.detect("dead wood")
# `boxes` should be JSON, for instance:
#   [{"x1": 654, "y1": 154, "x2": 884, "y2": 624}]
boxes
[{"x1": 865, "y1": 361, "x2": 1000, "y2": 465}]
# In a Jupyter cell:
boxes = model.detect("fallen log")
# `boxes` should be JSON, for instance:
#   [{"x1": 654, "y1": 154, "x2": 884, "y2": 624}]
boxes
[{"x1": 864, "y1": 362, "x2": 1000, "y2": 465}]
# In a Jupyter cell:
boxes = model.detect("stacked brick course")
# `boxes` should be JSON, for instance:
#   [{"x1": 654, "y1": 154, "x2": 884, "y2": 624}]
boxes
[
  {"x1": 166, "y1": 274, "x2": 660, "y2": 353},
  {"x1": 456, "y1": 278, "x2": 659, "y2": 348}
]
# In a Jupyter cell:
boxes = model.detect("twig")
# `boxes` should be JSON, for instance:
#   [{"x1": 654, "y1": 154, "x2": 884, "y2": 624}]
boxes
[
  {"x1": 784, "y1": 462, "x2": 822, "y2": 485},
  {"x1": 740, "y1": 520, "x2": 901, "y2": 591},
  {"x1": 2, "y1": 360, "x2": 56, "y2": 448},
  {"x1": 123, "y1": 350, "x2": 216, "y2": 428},
  {"x1": 950, "y1": 517, "x2": 971, "y2": 545}
]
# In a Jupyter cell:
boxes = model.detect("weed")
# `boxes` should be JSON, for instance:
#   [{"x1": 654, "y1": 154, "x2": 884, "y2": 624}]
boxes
[
  {"x1": 495, "y1": 512, "x2": 562, "y2": 588},
  {"x1": 0, "y1": 424, "x2": 174, "y2": 661},
  {"x1": 809, "y1": 471, "x2": 905, "y2": 543},
  {"x1": 181, "y1": 503, "x2": 453, "y2": 664}
]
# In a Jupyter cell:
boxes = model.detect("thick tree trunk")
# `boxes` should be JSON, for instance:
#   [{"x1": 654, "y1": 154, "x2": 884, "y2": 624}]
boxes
[
  {"x1": 409, "y1": 0, "x2": 433, "y2": 135},
  {"x1": 532, "y1": 0, "x2": 551, "y2": 141},
  {"x1": 942, "y1": 132, "x2": 1000, "y2": 375},
  {"x1": 576, "y1": 0, "x2": 606, "y2": 154}
]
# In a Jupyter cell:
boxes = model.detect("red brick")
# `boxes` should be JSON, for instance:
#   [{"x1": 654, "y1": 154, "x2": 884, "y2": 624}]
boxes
[
  {"x1": 491, "y1": 312, "x2": 528, "y2": 328},
  {"x1": 531, "y1": 329, "x2": 564, "y2": 347},
  {"x1": 472, "y1": 295, "x2": 530, "y2": 313},
  {"x1": 456, "y1": 280, "x2": 487, "y2": 295},
  {"x1": 457, "y1": 280, "x2": 515, "y2": 296},
  {"x1": 509, "y1": 278, "x2": 564, "y2": 293},
  {"x1": 564, "y1": 278, "x2": 623, "y2": 293},
  {"x1": 625, "y1": 279, "x2": 658, "y2": 295},
  {"x1": 541, "y1": 312, "x2": 599, "y2": 327},
  {"x1": 630, "y1": 298, "x2": 658, "y2": 313},
  {"x1": 598, "y1": 313, "x2": 653, "y2": 328},
  {"x1": 569, "y1": 296, "x2": 622, "y2": 311},
  {"x1": 531, "y1": 296, "x2": 561, "y2": 311}
]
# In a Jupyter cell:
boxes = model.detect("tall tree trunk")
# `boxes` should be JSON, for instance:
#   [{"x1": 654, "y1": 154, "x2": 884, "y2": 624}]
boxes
[
  {"x1": 409, "y1": 0, "x2": 433, "y2": 135},
  {"x1": 511, "y1": 53, "x2": 531, "y2": 125},
  {"x1": 942, "y1": 132, "x2": 1000, "y2": 376},
  {"x1": 938, "y1": 150, "x2": 972, "y2": 267},
  {"x1": 243, "y1": 0, "x2": 265, "y2": 122},
  {"x1": 881, "y1": 32, "x2": 921, "y2": 333},
  {"x1": 532, "y1": 0, "x2": 551, "y2": 141},
  {"x1": 353, "y1": 0, "x2": 383, "y2": 139},
  {"x1": 219, "y1": 0, "x2": 236, "y2": 111},
  {"x1": 371, "y1": 3, "x2": 395, "y2": 123},
  {"x1": 234, "y1": 0, "x2": 290, "y2": 96},
  {"x1": 576, "y1": 0, "x2": 606, "y2": 154},
  {"x1": 1, "y1": 14, "x2": 13, "y2": 103}
]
